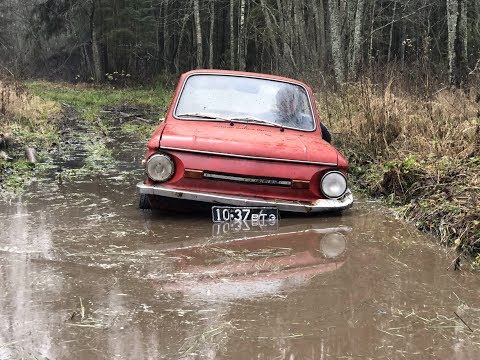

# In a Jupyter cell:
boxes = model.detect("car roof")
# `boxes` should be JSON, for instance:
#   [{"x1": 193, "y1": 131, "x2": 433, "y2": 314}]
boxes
[{"x1": 180, "y1": 69, "x2": 312, "y2": 91}]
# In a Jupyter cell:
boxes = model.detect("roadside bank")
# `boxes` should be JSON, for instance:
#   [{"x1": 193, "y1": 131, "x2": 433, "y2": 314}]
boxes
[
  {"x1": 0, "y1": 80, "x2": 171, "y2": 194},
  {"x1": 317, "y1": 81, "x2": 480, "y2": 268}
]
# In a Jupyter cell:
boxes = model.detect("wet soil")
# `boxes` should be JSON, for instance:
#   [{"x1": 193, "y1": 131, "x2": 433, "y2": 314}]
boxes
[{"x1": 0, "y1": 125, "x2": 479, "y2": 359}]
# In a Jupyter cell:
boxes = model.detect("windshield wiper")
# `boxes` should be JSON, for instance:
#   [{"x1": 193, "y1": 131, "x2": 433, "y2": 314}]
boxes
[
  {"x1": 229, "y1": 116, "x2": 284, "y2": 129},
  {"x1": 178, "y1": 113, "x2": 286, "y2": 130},
  {"x1": 176, "y1": 113, "x2": 231, "y2": 122}
]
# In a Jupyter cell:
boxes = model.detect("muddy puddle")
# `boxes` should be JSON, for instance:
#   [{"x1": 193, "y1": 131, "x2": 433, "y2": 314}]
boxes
[{"x1": 1, "y1": 127, "x2": 479, "y2": 359}]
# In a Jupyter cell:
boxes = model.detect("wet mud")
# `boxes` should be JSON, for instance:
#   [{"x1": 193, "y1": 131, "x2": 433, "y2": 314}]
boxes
[{"x1": 1, "y1": 127, "x2": 479, "y2": 359}]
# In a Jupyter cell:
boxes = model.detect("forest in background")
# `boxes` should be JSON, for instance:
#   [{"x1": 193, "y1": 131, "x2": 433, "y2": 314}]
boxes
[{"x1": 1, "y1": 0, "x2": 480, "y2": 88}]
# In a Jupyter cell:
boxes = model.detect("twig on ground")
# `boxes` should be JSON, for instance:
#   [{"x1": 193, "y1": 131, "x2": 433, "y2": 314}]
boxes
[{"x1": 454, "y1": 311, "x2": 474, "y2": 332}]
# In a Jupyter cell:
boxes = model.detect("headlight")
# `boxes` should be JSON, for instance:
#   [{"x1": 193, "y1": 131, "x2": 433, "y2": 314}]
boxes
[
  {"x1": 146, "y1": 153, "x2": 175, "y2": 182},
  {"x1": 321, "y1": 232, "x2": 346, "y2": 258},
  {"x1": 320, "y1": 171, "x2": 347, "y2": 199}
]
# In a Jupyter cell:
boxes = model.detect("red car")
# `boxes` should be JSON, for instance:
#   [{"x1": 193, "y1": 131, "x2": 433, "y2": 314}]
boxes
[
  {"x1": 138, "y1": 70, "x2": 353, "y2": 216},
  {"x1": 157, "y1": 226, "x2": 349, "y2": 299}
]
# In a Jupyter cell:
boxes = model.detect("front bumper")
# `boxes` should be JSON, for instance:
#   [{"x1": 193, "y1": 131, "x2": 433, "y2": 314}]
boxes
[{"x1": 137, "y1": 183, "x2": 353, "y2": 213}]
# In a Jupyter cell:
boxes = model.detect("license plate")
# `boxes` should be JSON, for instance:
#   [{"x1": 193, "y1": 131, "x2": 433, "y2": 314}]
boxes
[
  {"x1": 212, "y1": 220, "x2": 279, "y2": 236},
  {"x1": 212, "y1": 206, "x2": 279, "y2": 223}
]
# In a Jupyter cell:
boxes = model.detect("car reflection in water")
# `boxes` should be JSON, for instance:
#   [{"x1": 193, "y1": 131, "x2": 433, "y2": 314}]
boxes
[{"x1": 158, "y1": 224, "x2": 350, "y2": 300}]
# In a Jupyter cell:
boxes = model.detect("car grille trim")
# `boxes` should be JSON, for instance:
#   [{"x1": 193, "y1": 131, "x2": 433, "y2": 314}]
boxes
[
  {"x1": 160, "y1": 146, "x2": 337, "y2": 166},
  {"x1": 203, "y1": 171, "x2": 292, "y2": 187}
]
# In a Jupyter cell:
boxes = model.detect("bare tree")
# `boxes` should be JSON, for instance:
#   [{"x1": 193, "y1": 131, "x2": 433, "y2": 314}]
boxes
[
  {"x1": 208, "y1": 0, "x2": 215, "y2": 69},
  {"x1": 90, "y1": 0, "x2": 103, "y2": 82},
  {"x1": 174, "y1": 1, "x2": 192, "y2": 73},
  {"x1": 350, "y1": 0, "x2": 366, "y2": 78},
  {"x1": 193, "y1": 0, "x2": 203, "y2": 68},
  {"x1": 230, "y1": 0, "x2": 235, "y2": 69},
  {"x1": 259, "y1": 0, "x2": 279, "y2": 71},
  {"x1": 238, "y1": 0, "x2": 246, "y2": 71},
  {"x1": 447, "y1": 0, "x2": 468, "y2": 86},
  {"x1": 329, "y1": 0, "x2": 346, "y2": 84}
]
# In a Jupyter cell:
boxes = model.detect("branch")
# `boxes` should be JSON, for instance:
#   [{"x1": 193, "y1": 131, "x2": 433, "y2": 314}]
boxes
[
  {"x1": 369, "y1": 2, "x2": 436, "y2": 36},
  {"x1": 0, "y1": 64, "x2": 15, "y2": 78},
  {"x1": 468, "y1": 58, "x2": 480, "y2": 76}
]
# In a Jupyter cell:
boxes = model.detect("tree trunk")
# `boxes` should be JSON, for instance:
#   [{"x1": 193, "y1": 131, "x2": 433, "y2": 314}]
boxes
[
  {"x1": 312, "y1": 0, "x2": 326, "y2": 69},
  {"x1": 163, "y1": 0, "x2": 170, "y2": 72},
  {"x1": 90, "y1": 1, "x2": 103, "y2": 82},
  {"x1": 447, "y1": 0, "x2": 459, "y2": 85},
  {"x1": 193, "y1": 0, "x2": 203, "y2": 68},
  {"x1": 350, "y1": 0, "x2": 366, "y2": 78},
  {"x1": 387, "y1": 0, "x2": 396, "y2": 63},
  {"x1": 260, "y1": 0, "x2": 279, "y2": 71},
  {"x1": 293, "y1": 0, "x2": 307, "y2": 68},
  {"x1": 460, "y1": 0, "x2": 468, "y2": 71},
  {"x1": 82, "y1": 44, "x2": 93, "y2": 80},
  {"x1": 209, "y1": 0, "x2": 215, "y2": 69},
  {"x1": 400, "y1": 22, "x2": 406, "y2": 68},
  {"x1": 230, "y1": 0, "x2": 235, "y2": 69},
  {"x1": 329, "y1": 0, "x2": 346, "y2": 85},
  {"x1": 367, "y1": 0, "x2": 376, "y2": 70},
  {"x1": 174, "y1": 3, "x2": 192, "y2": 74},
  {"x1": 238, "y1": 0, "x2": 246, "y2": 71},
  {"x1": 447, "y1": 0, "x2": 467, "y2": 86},
  {"x1": 154, "y1": 2, "x2": 162, "y2": 72}
]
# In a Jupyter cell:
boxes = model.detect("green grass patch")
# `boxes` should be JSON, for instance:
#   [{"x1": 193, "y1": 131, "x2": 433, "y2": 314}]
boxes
[
  {"x1": 26, "y1": 81, "x2": 173, "y2": 121},
  {"x1": 61, "y1": 139, "x2": 115, "y2": 179},
  {"x1": 0, "y1": 159, "x2": 41, "y2": 192},
  {"x1": 120, "y1": 122, "x2": 158, "y2": 139}
]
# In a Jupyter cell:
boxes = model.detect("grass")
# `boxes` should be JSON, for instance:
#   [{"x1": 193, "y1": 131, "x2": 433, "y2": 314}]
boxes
[
  {"x1": 1, "y1": 79, "x2": 60, "y2": 148},
  {"x1": 0, "y1": 80, "x2": 61, "y2": 192},
  {"x1": 0, "y1": 79, "x2": 172, "y2": 192},
  {"x1": 120, "y1": 122, "x2": 158, "y2": 139},
  {"x1": 317, "y1": 79, "x2": 480, "y2": 268},
  {"x1": 60, "y1": 139, "x2": 116, "y2": 179},
  {"x1": 26, "y1": 81, "x2": 172, "y2": 121}
]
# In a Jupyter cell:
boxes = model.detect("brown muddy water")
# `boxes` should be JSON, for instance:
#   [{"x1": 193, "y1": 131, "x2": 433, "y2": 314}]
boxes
[{"x1": 0, "y1": 131, "x2": 479, "y2": 359}]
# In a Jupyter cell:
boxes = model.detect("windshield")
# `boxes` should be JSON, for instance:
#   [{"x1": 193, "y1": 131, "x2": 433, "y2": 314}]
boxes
[{"x1": 175, "y1": 74, "x2": 315, "y2": 131}]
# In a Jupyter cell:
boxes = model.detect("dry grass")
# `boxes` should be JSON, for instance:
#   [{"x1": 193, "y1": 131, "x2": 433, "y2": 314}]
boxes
[
  {"x1": 1, "y1": 80, "x2": 58, "y2": 119},
  {"x1": 0, "y1": 79, "x2": 60, "y2": 148},
  {"x1": 317, "y1": 79, "x2": 480, "y2": 266},
  {"x1": 319, "y1": 79, "x2": 479, "y2": 159}
]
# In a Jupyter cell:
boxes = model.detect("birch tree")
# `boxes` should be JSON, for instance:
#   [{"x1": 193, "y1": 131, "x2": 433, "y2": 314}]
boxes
[
  {"x1": 193, "y1": 0, "x2": 203, "y2": 68},
  {"x1": 238, "y1": 0, "x2": 246, "y2": 71},
  {"x1": 329, "y1": 0, "x2": 346, "y2": 84},
  {"x1": 174, "y1": 2, "x2": 192, "y2": 73},
  {"x1": 208, "y1": 0, "x2": 215, "y2": 69},
  {"x1": 230, "y1": 0, "x2": 235, "y2": 69},
  {"x1": 350, "y1": 0, "x2": 366, "y2": 78}
]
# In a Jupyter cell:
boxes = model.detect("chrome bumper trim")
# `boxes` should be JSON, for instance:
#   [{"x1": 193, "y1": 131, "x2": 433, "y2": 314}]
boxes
[{"x1": 137, "y1": 183, "x2": 353, "y2": 213}]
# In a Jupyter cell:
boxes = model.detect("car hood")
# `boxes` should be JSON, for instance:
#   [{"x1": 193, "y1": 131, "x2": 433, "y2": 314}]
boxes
[{"x1": 160, "y1": 120, "x2": 338, "y2": 165}]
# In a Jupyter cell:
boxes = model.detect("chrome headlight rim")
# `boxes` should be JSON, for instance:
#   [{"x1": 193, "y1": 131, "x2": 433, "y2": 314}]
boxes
[
  {"x1": 146, "y1": 153, "x2": 175, "y2": 182},
  {"x1": 320, "y1": 171, "x2": 348, "y2": 199}
]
